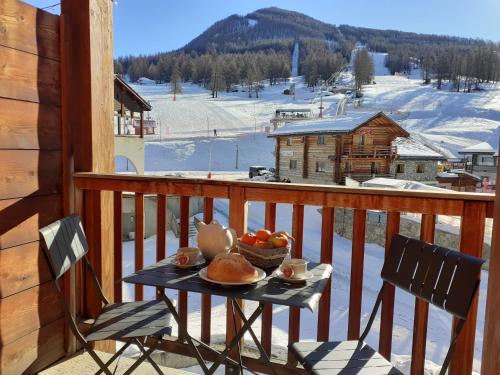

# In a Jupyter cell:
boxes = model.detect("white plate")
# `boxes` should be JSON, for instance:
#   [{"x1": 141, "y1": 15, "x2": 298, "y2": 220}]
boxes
[
  {"x1": 274, "y1": 269, "x2": 314, "y2": 283},
  {"x1": 173, "y1": 256, "x2": 206, "y2": 269},
  {"x1": 198, "y1": 266, "x2": 267, "y2": 286}
]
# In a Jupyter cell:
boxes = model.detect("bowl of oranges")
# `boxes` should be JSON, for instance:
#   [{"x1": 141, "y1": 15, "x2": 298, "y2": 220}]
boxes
[{"x1": 237, "y1": 229, "x2": 293, "y2": 269}]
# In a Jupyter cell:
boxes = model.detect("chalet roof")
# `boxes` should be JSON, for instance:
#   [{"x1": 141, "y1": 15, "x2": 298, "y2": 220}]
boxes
[
  {"x1": 393, "y1": 137, "x2": 446, "y2": 160},
  {"x1": 437, "y1": 170, "x2": 482, "y2": 181},
  {"x1": 269, "y1": 112, "x2": 405, "y2": 137},
  {"x1": 458, "y1": 141, "x2": 496, "y2": 155},
  {"x1": 114, "y1": 74, "x2": 152, "y2": 113}
]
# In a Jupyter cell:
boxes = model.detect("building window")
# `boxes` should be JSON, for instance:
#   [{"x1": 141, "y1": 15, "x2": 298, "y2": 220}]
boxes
[
  {"x1": 289, "y1": 159, "x2": 297, "y2": 169},
  {"x1": 416, "y1": 163, "x2": 425, "y2": 173},
  {"x1": 286, "y1": 138, "x2": 292, "y2": 146},
  {"x1": 316, "y1": 161, "x2": 326, "y2": 172},
  {"x1": 317, "y1": 135, "x2": 326, "y2": 145},
  {"x1": 344, "y1": 161, "x2": 350, "y2": 173},
  {"x1": 396, "y1": 164, "x2": 405, "y2": 173}
]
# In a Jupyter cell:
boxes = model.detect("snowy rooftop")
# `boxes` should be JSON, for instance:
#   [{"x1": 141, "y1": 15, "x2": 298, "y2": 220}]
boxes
[
  {"x1": 393, "y1": 137, "x2": 446, "y2": 160},
  {"x1": 458, "y1": 141, "x2": 496, "y2": 154},
  {"x1": 362, "y1": 177, "x2": 445, "y2": 191},
  {"x1": 270, "y1": 112, "x2": 378, "y2": 136}
]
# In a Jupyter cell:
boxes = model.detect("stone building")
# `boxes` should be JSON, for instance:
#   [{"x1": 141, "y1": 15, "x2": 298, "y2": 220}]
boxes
[{"x1": 268, "y1": 111, "x2": 445, "y2": 185}]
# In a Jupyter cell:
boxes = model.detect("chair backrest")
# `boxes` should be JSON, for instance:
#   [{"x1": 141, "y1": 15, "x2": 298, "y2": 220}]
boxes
[
  {"x1": 381, "y1": 234, "x2": 484, "y2": 320},
  {"x1": 40, "y1": 214, "x2": 89, "y2": 279}
]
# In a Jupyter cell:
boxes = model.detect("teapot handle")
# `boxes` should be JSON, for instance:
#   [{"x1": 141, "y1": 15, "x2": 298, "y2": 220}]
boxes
[{"x1": 227, "y1": 228, "x2": 237, "y2": 243}]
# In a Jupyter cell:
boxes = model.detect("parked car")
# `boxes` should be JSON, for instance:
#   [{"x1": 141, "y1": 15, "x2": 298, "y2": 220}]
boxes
[{"x1": 249, "y1": 166, "x2": 275, "y2": 178}]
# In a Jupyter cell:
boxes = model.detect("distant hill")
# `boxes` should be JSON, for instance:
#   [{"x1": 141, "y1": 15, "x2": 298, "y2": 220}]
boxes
[{"x1": 179, "y1": 7, "x2": 488, "y2": 55}]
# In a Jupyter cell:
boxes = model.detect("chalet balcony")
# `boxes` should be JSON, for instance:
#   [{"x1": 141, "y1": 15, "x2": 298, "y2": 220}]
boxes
[
  {"x1": 2, "y1": 1, "x2": 500, "y2": 375},
  {"x1": 343, "y1": 144, "x2": 397, "y2": 158}
]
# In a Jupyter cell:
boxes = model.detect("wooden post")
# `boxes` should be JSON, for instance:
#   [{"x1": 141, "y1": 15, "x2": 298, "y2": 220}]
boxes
[
  {"x1": 227, "y1": 186, "x2": 247, "y2": 374},
  {"x1": 140, "y1": 111, "x2": 144, "y2": 138},
  {"x1": 482, "y1": 163, "x2": 500, "y2": 373},
  {"x1": 61, "y1": 0, "x2": 115, "y2": 353}
]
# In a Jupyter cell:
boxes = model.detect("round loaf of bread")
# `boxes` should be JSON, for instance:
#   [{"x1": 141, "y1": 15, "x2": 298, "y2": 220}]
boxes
[{"x1": 207, "y1": 253, "x2": 258, "y2": 282}]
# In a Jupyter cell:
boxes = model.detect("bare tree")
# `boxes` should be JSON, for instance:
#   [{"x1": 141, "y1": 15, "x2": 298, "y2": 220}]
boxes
[{"x1": 353, "y1": 48, "x2": 374, "y2": 97}]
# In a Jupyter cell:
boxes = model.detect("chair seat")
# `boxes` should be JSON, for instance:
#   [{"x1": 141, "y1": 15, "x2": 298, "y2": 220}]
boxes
[
  {"x1": 86, "y1": 300, "x2": 172, "y2": 341},
  {"x1": 290, "y1": 341, "x2": 403, "y2": 375}
]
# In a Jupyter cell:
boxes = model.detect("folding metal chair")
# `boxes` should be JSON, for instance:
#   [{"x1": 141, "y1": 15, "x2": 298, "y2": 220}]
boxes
[
  {"x1": 290, "y1": 234, "x2": 484, "y2": 375},
  {"x1": 40, "y1": 214, "x2": 171, "y2": 375}
]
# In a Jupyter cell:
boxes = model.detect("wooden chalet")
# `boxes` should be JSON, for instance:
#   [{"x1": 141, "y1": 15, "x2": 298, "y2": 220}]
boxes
[
  {"x1": 2, "y1": 1, "x2": 500, "y2": 375},
  {"x1": 269, "y1": 111, "x2": 444, "y2": 185},
  {"x1": 437, "y1": 170, "x2": 482, "y2": 192},
  {"x1": 114, "y1": 74, "x2": 154, "y2": 137}
]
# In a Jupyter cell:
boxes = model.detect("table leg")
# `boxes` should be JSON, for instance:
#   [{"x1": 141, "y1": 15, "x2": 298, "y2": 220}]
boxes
[
  {"x1": 232, "y1": 300, "x2": 277, "y2": 375},
  {"x1": 157, "y1": 289, "x2": 210, "y2": 374},
  {"x1": 208, "y1": 303, "x2": 265, "y2": 374}
]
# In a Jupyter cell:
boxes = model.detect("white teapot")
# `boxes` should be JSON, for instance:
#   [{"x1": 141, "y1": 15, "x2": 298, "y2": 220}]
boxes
[{"x1": 197, "y1": 220, "x2": 237, "y2": 259}]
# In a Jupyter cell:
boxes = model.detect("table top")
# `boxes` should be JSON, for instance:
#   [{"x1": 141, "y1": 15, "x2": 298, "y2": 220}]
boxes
[{"x1": 122, "y1": 257, "x2": 332, "y2": 311}]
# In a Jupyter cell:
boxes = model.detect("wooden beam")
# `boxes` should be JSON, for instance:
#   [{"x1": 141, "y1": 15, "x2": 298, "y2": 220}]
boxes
[
  {"x1": 61, "y1": 0, "x2": 115, "y2": 354},
  {"x1": 450, "y1": 201, "x2": 486, "y2": 375},
  {"x1": 482, "y1": 163, "x2": 500, "y2": 373}
]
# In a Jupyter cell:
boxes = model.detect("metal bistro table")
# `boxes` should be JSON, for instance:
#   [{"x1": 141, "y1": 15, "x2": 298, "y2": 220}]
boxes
[{"x1": 122, "y1": 257, "x2": 332, "y2": 375}]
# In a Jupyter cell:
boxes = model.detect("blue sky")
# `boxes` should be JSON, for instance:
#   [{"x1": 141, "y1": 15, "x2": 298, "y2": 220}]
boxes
[{"x1": 27, "y1": 0, "x2": 500, "y2": 57}]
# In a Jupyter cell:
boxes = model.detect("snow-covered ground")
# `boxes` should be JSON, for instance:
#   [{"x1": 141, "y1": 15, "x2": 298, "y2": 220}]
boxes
[
  {"x1": 122, "y1": 202, "x2": 486, "y2": 374},
  {"x1": 131, "y1": 51, "x2": 499, "y2": 163},
  {"x1": 119, "y1": 51, "x2": 498, "y2": 373}
]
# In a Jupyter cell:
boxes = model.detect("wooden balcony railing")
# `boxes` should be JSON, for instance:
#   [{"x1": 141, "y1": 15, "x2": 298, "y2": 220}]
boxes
[
  {"x1": 343, "y1": 144, "x2": 397, "y2": 158},
  {"x1": 74, "y1": 172, "x2": 494, "y2": 375}
]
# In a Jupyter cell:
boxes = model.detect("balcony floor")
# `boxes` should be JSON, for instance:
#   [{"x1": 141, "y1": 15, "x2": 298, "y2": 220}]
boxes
[{"x1": 40, "y1": 350, "x2": 194, "y2": 375}]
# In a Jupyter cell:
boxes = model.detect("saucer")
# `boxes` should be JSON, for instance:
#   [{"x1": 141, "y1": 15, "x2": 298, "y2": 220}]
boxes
[
  {"x1": 173, "y1": 255, "x2": 205, "y2": 269},
  {"x1": 274, "y1": 269, "x2": 314, "y2": 283}
]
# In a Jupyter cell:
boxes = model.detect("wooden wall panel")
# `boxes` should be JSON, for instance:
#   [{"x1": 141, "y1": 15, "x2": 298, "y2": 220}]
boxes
[
  {"x1": 0, "y1": 150, "x2": 62, "y2": 199},
  {"x1": 0, "y1": 281, "x2": 63, "y2": 346},
  {"x1": 0, "y1": 241, "x2": 52, "y2": 298},
  {"x1": 0, "y1": 46, "x2": 60, "y2": 106},
  {"x1": 0, "y1": 98, "x2": 61, "y2": 150},
  {"x1": 0, "y1": 0, "x2": 60, "y2": 60},
  {"x1": 0, "y1": 2, "x2": 64, "y2": 372},
  {"x1": 0, "y1": 194, "x2": 62, "y2": 249},
  {"x1": 0, "y1": 318, "x2": 65, "y2": 375}
]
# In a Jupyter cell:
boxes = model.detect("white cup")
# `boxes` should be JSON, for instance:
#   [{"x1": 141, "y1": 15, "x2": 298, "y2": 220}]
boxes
[
  {"x1": 281, "y1": 258, "x2": 308, "y2": 276},
  {"x1": 177, "y1": 247, "x2": 201, "y2": 264}
]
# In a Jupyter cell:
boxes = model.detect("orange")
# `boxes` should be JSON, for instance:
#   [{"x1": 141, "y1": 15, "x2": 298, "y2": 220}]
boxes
[
  {"x1": 255, "y1": 229, "x2": 272, "y2": 241},
  {"x1": 240, "y1": 232, "x2": 257, "y2": 246}
]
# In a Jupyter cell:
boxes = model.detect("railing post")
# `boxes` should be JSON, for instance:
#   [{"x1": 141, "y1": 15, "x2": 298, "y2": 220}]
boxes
[
  {"x1": 411, "y1": 214, "x2": 435, "y2": 375},
  {"x1": 379, "y1": 211, "x2": 400, "y2": 360},
  {"x1": 348, "y1": 209, "x2": 366, "y2": 340},
  {"x1": 227, "y1": 187, "x2": 247, "y2": 372},
  {"x1": 201, "y1": 197, "x2": 213, "y2": 344},
  {"x1": 113, "y1": 191, "x2": 122, "y2": 303},
  {"x1": 318, "y1": 206, "x2": 334, "y2": 341},
  {"x1": 134, "y1": 193, "x2": 144, "y2": 301},
  {"x1": 261, "y1": 202, "x2": 276, "y2": 355},
  {"x1": 288, "y1": 204, "x2": 304, "y2": 365},
  {"x1": 179, "y1": 196, "x2": 190, "y2": 330},
  {"x1": 450, "y1": 201, "x2": 486, "y2": 375}
]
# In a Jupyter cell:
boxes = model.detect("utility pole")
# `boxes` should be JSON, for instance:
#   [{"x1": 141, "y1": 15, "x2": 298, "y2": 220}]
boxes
[
  {"x1": 235, "y1": 144, "x2": 239, "y2": 169},
  {"x1": 319, "y1": 93, "x2": 324, "y2": 118},
  {"x1": 207, "y1": 142, "x2": 213, "y2": 179}
]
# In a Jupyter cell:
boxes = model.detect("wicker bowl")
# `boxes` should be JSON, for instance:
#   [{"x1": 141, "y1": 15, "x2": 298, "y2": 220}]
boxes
[{"x1": 236, "y1": 241, "x2": 290, "y2": 269}]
